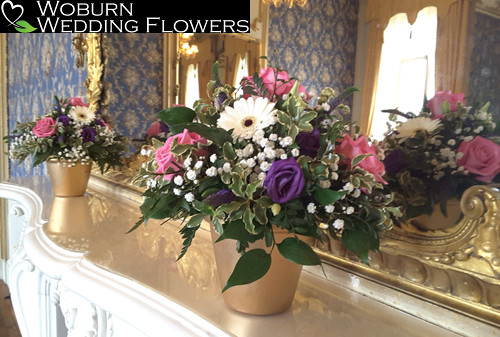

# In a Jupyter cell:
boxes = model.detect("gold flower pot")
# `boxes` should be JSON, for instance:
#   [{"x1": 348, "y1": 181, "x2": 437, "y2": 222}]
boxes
[
  {"x1": 210, "y1": 224, "x2": 302, "y2": 315},
  {"x1": 408, "y1": 199, "x2": 462, "y2": 231},
  {"x1": 47, "y1": 159, "x2": 92, "y2": 197}
]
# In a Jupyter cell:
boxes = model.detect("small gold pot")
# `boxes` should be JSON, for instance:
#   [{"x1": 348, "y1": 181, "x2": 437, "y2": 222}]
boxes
[
  {"x1": 210, "y1": 224, "x2": 303, "y2": 315},
  {"x1": 46, "y1": 159, "x2": 92, "y2": 197}
]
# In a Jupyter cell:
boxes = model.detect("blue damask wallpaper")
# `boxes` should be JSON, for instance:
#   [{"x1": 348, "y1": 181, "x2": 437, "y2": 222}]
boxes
[
  {"x1": 103, "y1": 33, "x2": 164, "y2": 154},
  {"x1": 267, "y1": 0, "x2": 359, "y2": 106},
  {"x1": 7, "y1": 33, "x2": 86, "y2": 177}
]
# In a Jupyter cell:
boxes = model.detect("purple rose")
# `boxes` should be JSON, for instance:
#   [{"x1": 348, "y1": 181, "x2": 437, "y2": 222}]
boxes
[
  {"x1": 263, "y1": 157, "x2": 305, "y2": 203},
  {"x1": 296, "y1": 128, "x2": 321, "y2": 157},
  {"x1": 81, "y1": 127, "x2": 96, "y2": 143},
  {"x1": 383, "y1": 149, "x2": 407, "y2": 174},
  {"x1": 58, "y1": 115, "x2": 70, "y2": 126}
]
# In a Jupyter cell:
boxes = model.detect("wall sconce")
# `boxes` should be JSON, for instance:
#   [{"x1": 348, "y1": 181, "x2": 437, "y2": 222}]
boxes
[{"x1": 179, "y1": 33, "x2": 199, "y2": 58}]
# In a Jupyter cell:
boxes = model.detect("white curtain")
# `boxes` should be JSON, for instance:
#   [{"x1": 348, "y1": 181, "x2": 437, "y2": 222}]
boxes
[
  {"x1": 370, "y1": 6, "x2": 437, "y2": 140},
  {"x1": 185, "y1": 63, "x2": 200, "y2": 109}
]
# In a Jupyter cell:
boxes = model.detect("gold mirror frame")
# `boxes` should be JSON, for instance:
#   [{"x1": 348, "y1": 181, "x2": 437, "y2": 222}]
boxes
[{"x1": 82, "y1": 28, "x2": 500, "y2": 332}]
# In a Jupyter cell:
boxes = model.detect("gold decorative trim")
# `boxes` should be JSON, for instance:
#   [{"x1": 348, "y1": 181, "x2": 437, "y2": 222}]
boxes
[
  {"x1": 84, "y1": 33, "x2": 105, "y2": 114},
  {"x1": 315, "y1": 184, "x2": 500, "y2": 328}
]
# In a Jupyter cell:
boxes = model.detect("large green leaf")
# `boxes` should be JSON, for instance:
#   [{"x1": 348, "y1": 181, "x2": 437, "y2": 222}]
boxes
[
  {"x1": 158, "y1": 106, "x2": 196, "y2": 126},
  {"x1": 222, "y1": 249, "x2": 271, "y2": 292},
  {"x1": 341, "y1": 229, "x2": 371, "y2": 264},
  {"x1": 184, "y1": 123, "x2": 233, "y2": 146},
  {"x1": 314, "y1": 187, "x2": 347, "y2": 205},
  {"x1": 215, "y1": 220, "x2": 253, "y2": 243},
  {"x1": 277, "y1": 237, "x2": 321, "y2": 266}
]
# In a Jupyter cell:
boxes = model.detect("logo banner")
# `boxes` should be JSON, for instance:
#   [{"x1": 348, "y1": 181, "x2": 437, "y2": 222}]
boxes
[{"x1": 1, "y1": 0, "x2": 250, "y2": 33}]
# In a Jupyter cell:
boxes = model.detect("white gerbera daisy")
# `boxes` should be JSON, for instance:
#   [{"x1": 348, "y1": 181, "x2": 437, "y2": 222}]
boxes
[
  {"x1": 217, "y1": 97, "x2": 276, "y2": 141},
  {"x1": 396, "y1": 117, "x2": 441, "y2": 142},
  {"x1": 70, "y1": 106, "x2": 96, "y2": 124}
]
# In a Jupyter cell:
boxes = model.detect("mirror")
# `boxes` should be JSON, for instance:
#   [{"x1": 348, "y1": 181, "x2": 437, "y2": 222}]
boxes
[{"x1": 84, "y1": 0, "x2": 500, "y2": 328}]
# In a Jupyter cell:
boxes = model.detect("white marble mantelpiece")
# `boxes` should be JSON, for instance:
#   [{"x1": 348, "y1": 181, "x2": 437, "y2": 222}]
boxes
[{"x1": 0, "y1": 176, "x2": 494, "y2": 337}]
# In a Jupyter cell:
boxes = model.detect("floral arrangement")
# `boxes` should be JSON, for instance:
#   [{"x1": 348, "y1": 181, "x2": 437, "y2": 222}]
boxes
[
  {"x1": 6, "y1": 96, "x2": 125, "y2": 172},
  {"x1": 381, "y1": 90, "x2": 500, "y2": 223},
  {"x1": 132, "y1": 59, "x2": 399, "y2": 291}
]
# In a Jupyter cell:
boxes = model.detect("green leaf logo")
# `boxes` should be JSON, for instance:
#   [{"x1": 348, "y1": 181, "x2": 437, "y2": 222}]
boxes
[{"x1": 14, "y1": 20, "x2": 37, "y2": 33}]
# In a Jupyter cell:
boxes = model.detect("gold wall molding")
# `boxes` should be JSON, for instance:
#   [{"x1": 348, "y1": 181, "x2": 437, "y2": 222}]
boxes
[{"x1": 315, "y1": 184, "x2": 500, "y2": 327}]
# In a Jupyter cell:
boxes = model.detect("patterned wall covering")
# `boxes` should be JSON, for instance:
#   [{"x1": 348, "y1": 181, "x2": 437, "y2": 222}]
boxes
[
  {"x1": 267, "y1": 0, "x2": 359, "y2": 108},
  {"x1": 102, "y1": 33, "x2": 164, "y2": 155},
  {"x1": 468, "y1": 12, "x2": 500, "y2": 122},
  {"x1": 7, "y1": 33, "x2": 86, "y2": 177}
]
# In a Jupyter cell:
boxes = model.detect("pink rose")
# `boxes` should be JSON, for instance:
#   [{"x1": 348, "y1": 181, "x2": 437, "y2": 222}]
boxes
[
  {"x1": 32, "y1": 117, "x2": 57, "y2": 138},
  {"x1": 335, "y1": 134, "x2": 387, "y2": 184},
  {"x1": 457, "y1": 136, "x2": 500, "y2": 182},
  {"x1": 67, "y1": 97, "x2": 89, "y2": 107},
  {"x1": 242, "y1": 67, "x2": 309, "y2": 101},
  {"x1": 425, "y1": 90, "x2": 465, "y2": 119},
  {"x1": 155, "y1": 129, "x2": 208, "y2": 180}
]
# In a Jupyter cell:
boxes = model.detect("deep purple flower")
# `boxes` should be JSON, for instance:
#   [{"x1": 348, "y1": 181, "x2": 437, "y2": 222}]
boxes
[
  {"x1": 205, "y1": 189, "x2": 236, "y2": 208},
  {"x1": 263, "y1": 157, "x2": 305, "y2": 203},
  {"x1": 58, "y1": 115, "x2": 70, "y2": 126},
  {"x1": 81, "y1": 127, "x2": 97, "y2": 143},
  {"x1": 296, "y1": 128, "x2": 321, "y2": 157},
  {"x1": 383, "y1": 149, "x2": 408, "y2": 174}
]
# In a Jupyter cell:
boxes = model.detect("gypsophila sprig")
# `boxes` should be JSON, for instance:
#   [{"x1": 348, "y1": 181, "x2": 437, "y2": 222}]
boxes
[
  {"x1": 131, "y1": 59, "x2": 400, "y2": 291},
  {"x1": 5, "y1": 96, "x2": 126, "y2": 173},
  {"x1": 381, "y1": 90, "x2": 500, "y2": 223}
]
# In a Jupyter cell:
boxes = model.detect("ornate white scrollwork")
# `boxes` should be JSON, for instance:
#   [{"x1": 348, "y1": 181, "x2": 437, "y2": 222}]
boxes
[{"x1": 60, "y1": 285, "x2": 113, "y2": 337}]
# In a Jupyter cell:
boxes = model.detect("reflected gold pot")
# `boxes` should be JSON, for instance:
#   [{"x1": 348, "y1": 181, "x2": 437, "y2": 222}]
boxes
[
  {"x1": 408, "y1": 199, "x2": 462, "y2": 231},
  {"x1": 46, "y1": 196, "x2": 93, "y2": 236},
  {"x1": 210, "y1": 224, "x2": 303, "y2": 315},
  {"x1": 47, "y1": 159, "x2": 92, "y2": 197}
]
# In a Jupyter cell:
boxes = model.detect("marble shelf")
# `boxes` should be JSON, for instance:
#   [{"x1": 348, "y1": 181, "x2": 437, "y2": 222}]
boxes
[{"x1": 0, "y1": 176, "x2": 486, "y2": 336}]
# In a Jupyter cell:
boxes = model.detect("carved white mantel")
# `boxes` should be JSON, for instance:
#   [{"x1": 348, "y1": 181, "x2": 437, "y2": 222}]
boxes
[{"x1": 0, "y1": 178, "x2": 495, "y2": 337}]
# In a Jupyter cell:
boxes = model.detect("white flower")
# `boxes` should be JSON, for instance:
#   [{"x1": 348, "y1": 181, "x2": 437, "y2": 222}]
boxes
[
  {"x1": 352, "y1": 189, "x2": 361, "y2": 198},
  {"x1": 325, "y1": 204, "x2": 334, "y2": 213},
  {"x1": 395, "y1": 117, "x2": 441, "y2": 142},
  {"x1": 307, "y1": 203, "x2": 316, "y2": 214},
  {"x1": 246, "y1": 158, "x2": 256, "y2": 168},
  {"x1": 333, "y1": 219, "x2": 345, "y2": 230},
  {"x1": 184, "y1": 192, "x2": 195, "y2": 202},
  {"x1": 346, "y1": 206, "x2": 354, "y2": 215},
  {"x1": 173, "y1": 188, "x2": 182, "y2": 196},
  {"x1": 291, "y1": 148, "x2": 300, "y2": 157},
  {"x1": 205, "y1": 167, "x2": 218, "y2": 177},
  {"x1": 260, "y1": 161, "x2": 271, "y2": 172},
  {"x1": 279, "y1": 136, "x2": 293, "y2": 147},
  {"x1": 269, "y1": 133, "x2": 278, "y2": 141},
  {"x1": 210, "y1": 154, "x2": 217, "y2": 163},
  {"x1": 217, "y1": 96, "x2": 276, "y2": 141},
  {"x1": 222, "y1": 162, "x2": 231, "y2": 173},
  {"x1": 186, "y1": 170, "x2": 197, "y2": 180},
  {"x1": 194, "y1": 161, "x2": 204, "y2": 172},
  {"x1": 173, "y1": 176, "x2": 184, "y2": 186},
  {"x1": 447, "y1": 139, "x2": 456, "y2": 146},
  {"x1": 184, "y1": 157, "x2": 193, "y2": 168},
  {"x1": 343, "y1": 182, "x2": 354, "y2": 192},
  {"x1": 70, "y1": 106, "x2": 95, "y2": 124}
]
